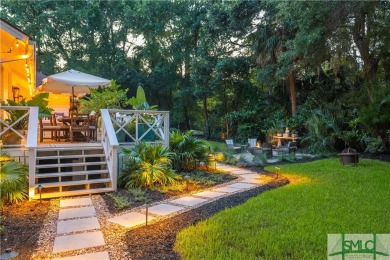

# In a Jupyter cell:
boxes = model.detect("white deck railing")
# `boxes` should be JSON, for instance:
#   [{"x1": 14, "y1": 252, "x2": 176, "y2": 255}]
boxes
[
  {"x1": 101, "y1": 109, "x2": 119, "y2": 190},
  {"x1": 107, "y1": 109, "x2": 170, "y2": 147},
  {"x1": 0, "y1": 106, "x2": 39, "y2": 198}
]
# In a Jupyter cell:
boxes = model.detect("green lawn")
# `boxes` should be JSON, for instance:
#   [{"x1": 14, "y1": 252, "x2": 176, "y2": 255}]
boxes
[
  {"x1": 175, "y1": 158, "x2": 390, "y2": 259},
  {"x1": 201, "y1": 139, "x2": 227, "y2": 153}
]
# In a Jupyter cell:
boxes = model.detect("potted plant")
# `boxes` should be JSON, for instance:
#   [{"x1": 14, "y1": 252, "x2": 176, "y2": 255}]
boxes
[{"x1": 1, "y1": 93, "x2": 53, "y2": 145}]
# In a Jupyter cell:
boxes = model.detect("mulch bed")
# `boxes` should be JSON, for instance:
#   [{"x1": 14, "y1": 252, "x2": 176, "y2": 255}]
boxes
[
  {"x1": 122, "y1": 172, "x2": 289, "y2": 260},
  {"x1": 103, "y1": 169, "x2": 237, "y2": 214},
  {"x1": 360, "y1": 152, "x2": 390, "y2": 163},
  {"x1": 0, "y1": 200, "x2": 50, "y2": 259}
]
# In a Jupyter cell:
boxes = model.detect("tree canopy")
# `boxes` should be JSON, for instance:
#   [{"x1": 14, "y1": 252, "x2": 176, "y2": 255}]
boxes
[{"x1": 1, "y1": 0, "x2": 389, "y2": 153}]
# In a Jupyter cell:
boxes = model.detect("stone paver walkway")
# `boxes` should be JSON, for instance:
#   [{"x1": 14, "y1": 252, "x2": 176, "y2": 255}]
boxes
[
  {"x1": 49, "y1": 163, "x2": 274, "y2": 259},
  {"x1": 106, "y1": 163, "x2": 269, "y2": 229},
  {"x1": 52, "y1": 197, "x2": 110, "y2": 259}
]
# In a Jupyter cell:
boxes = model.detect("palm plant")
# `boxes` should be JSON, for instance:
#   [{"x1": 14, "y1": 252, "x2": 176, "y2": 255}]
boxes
[
  {"x1": 301, "y1": 106, "x2": 343, "y2": 155},
  {"x1": 169, "y1": 130, "x2": 209, "y2": 171},
  {"x1": 119, "y1": 142, "x2": 180, "y2": 189},
  {"x1": 0, "y1": 152, "x2": 28, "y2": 206}
]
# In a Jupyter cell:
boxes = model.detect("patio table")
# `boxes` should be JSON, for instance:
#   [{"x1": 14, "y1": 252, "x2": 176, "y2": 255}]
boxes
[{"x1": 273, "y1": 136, "x2": 299, "y2": 147}]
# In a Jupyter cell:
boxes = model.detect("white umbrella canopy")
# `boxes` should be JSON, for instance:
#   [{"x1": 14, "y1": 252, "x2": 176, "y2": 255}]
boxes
[
  {"x1": 41, "y1": 69, "x2": 110, "y2": 108},
  {"x1": 41, "y1": 69, "x2": 110, "y2": 95}
]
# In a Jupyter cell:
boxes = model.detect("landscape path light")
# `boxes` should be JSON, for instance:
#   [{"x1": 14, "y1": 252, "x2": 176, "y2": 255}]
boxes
[
  {"x1": 37, "y1": 184, "x2": 44, "y2": 203},
  {"x1": 145, "y1": 202, "x2": 151, "y2": 226},
  {"x1": 184, "y1": 175, "x2": 190, "y2": 191}
]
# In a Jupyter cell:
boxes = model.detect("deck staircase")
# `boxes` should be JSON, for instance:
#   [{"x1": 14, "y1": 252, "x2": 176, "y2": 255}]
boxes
[{"x1": 33, "y1": 144, "x2": 113, "y2": 199}]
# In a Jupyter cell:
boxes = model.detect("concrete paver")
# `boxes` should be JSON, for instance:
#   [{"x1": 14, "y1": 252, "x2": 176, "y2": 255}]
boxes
[
  {"x1": 193, "y1": 190, "x2": 225, "y2": 198},
  {"x1": 57, "y1": 217, "x2": 100, "y2": 234},
  {"x1": 53, "y1": 231, "x2": 105, "y2": 253},
  {"x1": 108, "y1": 212, "x2": 155, "y2": 228},
  {"x1": 58, "y1": 206, "x2": 96, "y2": 220},
  {"x1": 145, "y1": 203, "x2": 184, "y2": 216},
  {"x1": 60, "y1": 198, "x2": 93, "y2": 208},
  {"x1": 240, "y1": 174, "x2": 262, "y2": 184},
  {"x1": 50, "y1": 163, "x2": 270, "y2": 258},
  {"x1": 53, "y1": 251, "x2": 110, "y2": 260},
  {"x1": 230, "y1": 169, "x2": 254, "y2": 175},
  {"x1": 224, "y1": 182, "x2": 256, "y2": 189},
  {"x1": 170, "y1": 196, "x2": 208, "y2": 207},
  {"x1": 212, "y1": 186, "x2": 243, "y2": 193}
]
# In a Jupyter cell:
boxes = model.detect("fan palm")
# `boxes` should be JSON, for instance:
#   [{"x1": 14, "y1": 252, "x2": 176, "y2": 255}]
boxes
[
  {"x1": 119, "y1": 142, "x2": 180, "y2": 189},
  {"x1": 170, "y1": 130, "x2": 209, "y2": 171},
  {"x1": 0, "y1": 154, "x2": 28, "y2": 206}
]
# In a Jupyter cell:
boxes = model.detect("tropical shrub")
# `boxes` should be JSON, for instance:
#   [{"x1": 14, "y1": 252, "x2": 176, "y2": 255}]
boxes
[
  {"x1": 363, "y1": 136, "x2": 386, "y2": 153},
  {"x1": 79, "y1": 80, "x2": 130, "y2": 115},
  {"x1": 118, "y1": 142, "x2": 180, "y2": 189},
  {"x1": 169, "y1": 130, "x2": 209, "y2": 171},
  {"x1": 1, "y1": 93, "x2": 53, "y2": 129},
  {"x1": 0, "y1": 152, "x2": 28, "y2": 206},
  {"x1": 300, "y1": 105, "x2": 344, "y2": 155},
  {"x1": 129, "y1": 86, "x2": 158, "y2": 110},
  {"x1": 106, "y1": 193, "x2": 132, "y2": 210}
]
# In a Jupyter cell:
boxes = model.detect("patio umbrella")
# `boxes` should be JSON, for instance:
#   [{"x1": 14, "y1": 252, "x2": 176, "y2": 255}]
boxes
[{"x1": 40, "y1": 69, "x2": 110, "y2": 107}]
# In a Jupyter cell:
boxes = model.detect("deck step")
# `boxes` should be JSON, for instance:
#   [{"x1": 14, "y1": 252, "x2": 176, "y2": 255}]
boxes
[
  {"x1": 36, "y1": 161, "x2": 107, "y2": 168},
  {"x1": 32, "y1": 187, "x2": 114, "y2": 199},
  {"x1": 36, "y1": 170, "x2": 109, "y2": 178},
  {"x1": 35, "y1": 178, "x2": 112, "y2": 188},
  {"x1": 36, "y1": 146, "x2": 103, "y2": 152},
  {"x1": 36, "y1": 154, "x2": 105, "y2": 160}
]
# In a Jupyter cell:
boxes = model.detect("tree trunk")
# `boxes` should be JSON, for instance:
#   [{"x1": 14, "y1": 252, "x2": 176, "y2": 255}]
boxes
[
  {"x1": 289, "y1": 71, "x2": 297, "y2": 116},
  {"x1": 203, "y1": 98, "x2": 210, "y2": 139},
  {"x1": 351, "y1": 5, "x2": 379, "y2": 102}
]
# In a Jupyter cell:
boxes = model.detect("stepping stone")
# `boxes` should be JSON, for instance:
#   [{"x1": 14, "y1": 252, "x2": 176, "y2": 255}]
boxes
[
  {"x1": 58, "y1": 206, "x2": 96, "y2": 220},
  {"x1": 108, "y1": 212, "x2": 155, "y2": 228},
  {"x1": 60, "y1": 198, "x2": 93, "y2": 208},
  {"x1": 216, "y1": 166, "x2": 239, "y2": 171},
  {"x1": 170, "y1": 196, "x2": 208, "y2": 207},
  {"x1": 240, "y1": 174, "x2": 262, "y2": 184},
  {"x1": 193, "y1": 190, "x2": 225, "y2": 198},
  {"x1": 57, "y1": 217, "x2": 100, "y2": 234},
  {"x1": 230, "y1": 169, "x2": 254, "y2": 175},
  {"x1": 212, "y1": 186, "x2": 242, "y2": 193},
  {"x1": 145, "y1": 203, "x2": 184, "y2": 216},
  {"x1": 53, "y1": 251, "x2": 110, "y2": 260},
  {"x1": 53, "y1": 231, "x2": 105, "y2": 253},
  {"x1": 225, "y1": 182, "x2": 256, "y2": 189}
]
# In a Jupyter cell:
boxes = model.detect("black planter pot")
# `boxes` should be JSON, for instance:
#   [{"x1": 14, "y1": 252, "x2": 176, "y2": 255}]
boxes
[{"x1": 338, "y1": 148, "x2": 359, "y2": 166}]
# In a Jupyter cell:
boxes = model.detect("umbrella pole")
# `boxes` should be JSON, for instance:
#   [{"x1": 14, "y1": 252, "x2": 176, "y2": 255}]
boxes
[{"x1": 72, "y1": 86, "x2": 75, "y2": 109}]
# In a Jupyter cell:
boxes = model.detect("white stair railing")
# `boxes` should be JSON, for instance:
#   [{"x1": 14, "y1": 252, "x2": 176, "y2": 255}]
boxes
[{"x1": 100, "y1": 109, "x2": 119, "y2": 190}]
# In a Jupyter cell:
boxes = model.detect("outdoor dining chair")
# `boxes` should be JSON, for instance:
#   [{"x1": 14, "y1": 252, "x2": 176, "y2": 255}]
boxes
[
  {"x1": 247, "y1": 138, "x2": 260, "y2": 153},
  {"x1": 88, "y1": 115, "x2": 98, "y2": 141},
  {"x1": 225, "y1": 139, "x2": 241, "y2": 153},
  {"x1": 261, "y1": 142, "x2": 273, "y2": 158},
  {"x1": 39, "y1": 115, "x2": 69, "y2": 143},
  {"x1": 69, "y1": 113, "x2": 90, "y2": 142},
  {"x1": 275, "y1": 141, "x2": 297, "y2": 155}
]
